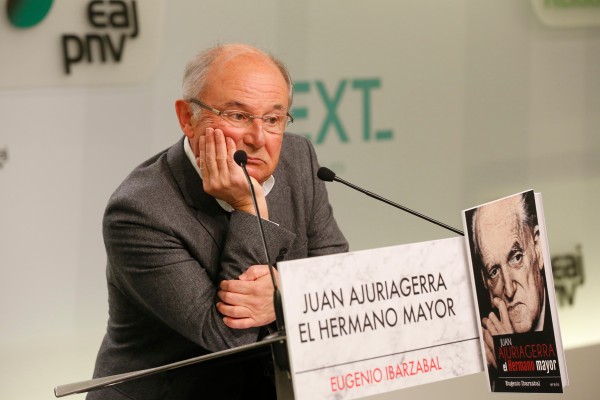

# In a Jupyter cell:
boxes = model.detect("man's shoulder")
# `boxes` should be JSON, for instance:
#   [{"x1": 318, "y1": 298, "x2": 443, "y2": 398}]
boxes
[
  {"x1": 280, "y1": 133, "x2": 315, "y2": 164},
  {"x1": 108, "y1": 140, "x2": 182, "y2": 206},
  {"x1": 274, "y1": 133, "x2": 320, "y2": 187},
  {"x1": 282, "y1": 132, "x2": 311, "y2": 149}
]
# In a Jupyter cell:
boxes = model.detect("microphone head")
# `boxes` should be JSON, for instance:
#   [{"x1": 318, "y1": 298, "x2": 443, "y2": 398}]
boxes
[
  {"x1": 233, "y1": 150, "x2": 248, "y2": 166},
  {"x1": 317, "y1": 167, "x2": 336, "y2": 182}
]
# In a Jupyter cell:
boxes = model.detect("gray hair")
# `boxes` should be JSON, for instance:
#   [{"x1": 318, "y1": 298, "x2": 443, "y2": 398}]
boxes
[{"x1": 181, "y1": 44, "x2": 294, "y2": 119}]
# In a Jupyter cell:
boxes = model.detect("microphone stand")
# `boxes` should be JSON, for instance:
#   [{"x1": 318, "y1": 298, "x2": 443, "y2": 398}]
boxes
[
  {"x1": 234, "y1": 151, "x2": 287, "y2": 336},
  {"x1": 234, "y1": 151, "x2": 293, "y2": 399},
  {"x1": 54, "y1": 336, "x2": 281, "y2": 397}
]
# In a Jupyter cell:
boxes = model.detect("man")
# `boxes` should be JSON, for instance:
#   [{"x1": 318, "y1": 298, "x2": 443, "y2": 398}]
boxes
[
  {"x1": 87, "y1": 44, "x2": 348, "y2": 399},
  {"x1": 470, "y1": 191, "x2": 548, "y2": 370}
]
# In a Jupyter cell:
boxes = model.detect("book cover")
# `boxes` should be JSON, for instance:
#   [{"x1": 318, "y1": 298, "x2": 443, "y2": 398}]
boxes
[{"x1": 462, "y1": 190, "x2": 568, "y2": 392}]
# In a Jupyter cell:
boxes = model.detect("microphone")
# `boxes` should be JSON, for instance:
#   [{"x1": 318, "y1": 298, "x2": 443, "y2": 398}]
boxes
[
  {"x1": 317, "y1": 166, "x2": 464, "y2": 236},
  {"x1": 233, "y1": 151, "x2": 276, "y2": 289},
  {"x1": 234, "y1": 150, "x2": 290, "y2": 376},
  {"x1": 233, "y1": 149, "x2": 247, "y2": 167},
  {"x1": 233, "y1": 150, "x2": 287, "y2": 333}
]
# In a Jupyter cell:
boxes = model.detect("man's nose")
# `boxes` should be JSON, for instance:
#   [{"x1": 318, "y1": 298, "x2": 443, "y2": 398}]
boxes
[
  {"x1": 501, "y1": 267, "x2": 516, "y2": 299},
  {"x1": 243, "y1": 118, "x2": 266, "y2": 148}
]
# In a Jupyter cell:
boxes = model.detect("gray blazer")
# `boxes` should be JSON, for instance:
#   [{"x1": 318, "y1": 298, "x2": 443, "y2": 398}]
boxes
[{"x1": 88, "y1": 133, "x2": 348, "y2": 399}]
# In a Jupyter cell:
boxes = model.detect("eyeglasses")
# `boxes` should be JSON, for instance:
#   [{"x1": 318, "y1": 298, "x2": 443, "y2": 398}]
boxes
[{"x1": 188, "y1": 98, "x2": 293, "y2": 134}]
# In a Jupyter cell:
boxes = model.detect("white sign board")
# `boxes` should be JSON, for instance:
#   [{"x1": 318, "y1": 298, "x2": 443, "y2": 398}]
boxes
[{"x1": 278, "y1": 237, "x2": 484, "y2": 400}]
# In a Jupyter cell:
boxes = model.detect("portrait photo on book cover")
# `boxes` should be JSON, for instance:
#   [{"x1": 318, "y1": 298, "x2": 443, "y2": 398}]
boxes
[{"x1": 464, "y1": 190, "x2": 560, "y2": 391}]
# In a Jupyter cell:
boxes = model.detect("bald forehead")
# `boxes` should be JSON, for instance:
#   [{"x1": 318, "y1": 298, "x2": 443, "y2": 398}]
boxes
[
  {"x1": 210, "y1": 46, "x2": 281, "y2": 78},
  {"x1": 200, "y1": 46, "x2": 290, "y2": 109},
  {"x1": 474, "y1": 197, "x2": 524, "y2": 248},
  {"x1": 215, "y1": 45, "x2": 269, "y2": 63},
  {"x1": 476, "y1": 196, "x2": 522, "y2": 227}
]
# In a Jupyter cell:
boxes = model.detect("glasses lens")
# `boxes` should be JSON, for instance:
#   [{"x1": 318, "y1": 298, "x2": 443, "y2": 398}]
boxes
[
  {"x1": 223, "y1": 112, "x2": 250, "y2": 128},
  {"x1": 221, "y1": 110, "x2": 288, "y2": 133},
  {"x1": 264, "y1": 115, "x2": 284, "y2": 128}
]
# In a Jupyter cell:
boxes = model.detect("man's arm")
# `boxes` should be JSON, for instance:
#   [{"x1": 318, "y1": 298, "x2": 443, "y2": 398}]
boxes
[
  {"x1": 217, "y1": 135, "x2": 348, "y2": 327},
  {"x1": 304, "y1": 137, "x2": 349, "y2": 257},
  {"x1": 103, "y1": 173, "x2": 295, "y2": 353}
]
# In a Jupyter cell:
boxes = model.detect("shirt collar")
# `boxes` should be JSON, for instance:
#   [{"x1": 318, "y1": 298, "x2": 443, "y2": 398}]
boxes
[{"x1": 183, "y1": 137, "x2": 275, "y2": 212}]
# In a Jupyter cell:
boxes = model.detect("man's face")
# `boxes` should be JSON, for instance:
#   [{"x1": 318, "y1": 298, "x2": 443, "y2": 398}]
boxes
[
  {"x1": 474, "y1": 197, "x2": 544, "y2": 332},
  {"x1": 188, "y1": 51, "x2": 289, "y2": 184}
]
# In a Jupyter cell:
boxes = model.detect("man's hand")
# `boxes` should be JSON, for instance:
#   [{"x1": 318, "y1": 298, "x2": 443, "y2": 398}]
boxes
[
  {"x1": 481, "y1": 297, "x2": 514, "y2": 369},
  {"x1": 197, "y1": 128, "x2": 268, "y2": 218},
  {"x1": 217, "y1": 265, "x2": 277, "y2": 329}
]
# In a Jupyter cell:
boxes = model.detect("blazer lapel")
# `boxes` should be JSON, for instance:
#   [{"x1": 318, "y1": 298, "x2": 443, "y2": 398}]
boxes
[
  {"x1": 166, "y1": 137, "x2": 229, "y2": 249},
  {"x1": 267, "y1": 171, "x2": 293, "y2": 231}
]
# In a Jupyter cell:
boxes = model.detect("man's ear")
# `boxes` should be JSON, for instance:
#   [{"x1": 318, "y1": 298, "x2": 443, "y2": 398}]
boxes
[{"x1": 175, "y1": 99, "x2": 195, "y2": 139}]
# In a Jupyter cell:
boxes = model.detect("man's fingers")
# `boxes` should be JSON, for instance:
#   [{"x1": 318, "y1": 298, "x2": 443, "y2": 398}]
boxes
[
  {"x1": 222, "y1": 316, "x2": 255, "y2": 330},
  {"x1": 202, "y1": 129, "x2": 239, "y2": 191},
  {"x1": 217, "y1": 298, "x2": 274, "y2": 329},
  {"x1": 483, "y1": 313, "x2": 500, "y2": 336},
  {"x1": 211, "y1": 129, "x2": 230, "y2": 173},
  {"x1": 482, "y1": 327, "x2": 494, "y2": 350},
  {"x1": 214, "y1": 129, "x2": 228, "y2": 166},
  {"x1": 217, "y1": 299, "x2": 254, "y2": 329},
  {"x1": 239, "y1": 264, "x2": 271, "y2": 281},
  {"x1": 493, "y1": 297, "x2": 511, "y2": 330},
  {"x1": 197, "y1": 134, "x2": 207, "y2": 173},
  {"x1": 226, "y1": 136, "x2": 237, "y2": 165},
  {"x1": 482, "y1": 328, "x2": 497, "y2": 368},
  {"x1": 204, "y1": 128, "x2": 219, "y2": 177},
  {"x1": 218, "y1": 267, "x2": 277, "y2": 329},
  {"x1": 218, "y1": 288, "x2": 253, "y2": 306},
  {"x1": 484, "y1": 341, "x2": 497, "y2": 369},
  {"x1": 217, "y1": 301, "x2": 249, "y2": 319},
  {"x1": 220, "y1": 280, "x2": 255, "y2": 296}
]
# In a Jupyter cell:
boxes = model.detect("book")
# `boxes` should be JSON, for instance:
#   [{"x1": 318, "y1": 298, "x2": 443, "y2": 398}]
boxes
[{"x1": 462, "y1": 190, "x2": 568, "y2": 392}]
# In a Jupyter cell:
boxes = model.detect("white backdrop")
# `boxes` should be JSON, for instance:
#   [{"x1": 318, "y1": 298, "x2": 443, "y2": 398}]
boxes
[{"x1": 1, "y1": 1, "x2": 599, "y2": 399}]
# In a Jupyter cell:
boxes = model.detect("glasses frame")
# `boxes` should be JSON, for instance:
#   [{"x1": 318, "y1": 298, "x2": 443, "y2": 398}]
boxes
[{"x1": 188, "y1": 98, "x2": 293, "y2": 133}]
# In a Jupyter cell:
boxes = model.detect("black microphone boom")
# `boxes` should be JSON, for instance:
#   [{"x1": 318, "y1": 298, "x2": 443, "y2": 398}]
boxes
[
  {"x1": 234, "y1": 150, "x2": 288, "y2": 323},
  {"x1": 234, "y1": 150, "x2": 290, "y2": 375},
  {"x1": 233, "y1": 151, "x2": 273, "y2": 270},
  {"x1": 317, "y1": 167, "x2": 464, "y2": 236}
]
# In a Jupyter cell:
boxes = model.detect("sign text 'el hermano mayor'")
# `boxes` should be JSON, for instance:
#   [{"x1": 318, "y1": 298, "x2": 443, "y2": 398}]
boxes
[{"x1": 61, "y1": 0, "x2": 139, "y2": 74}]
